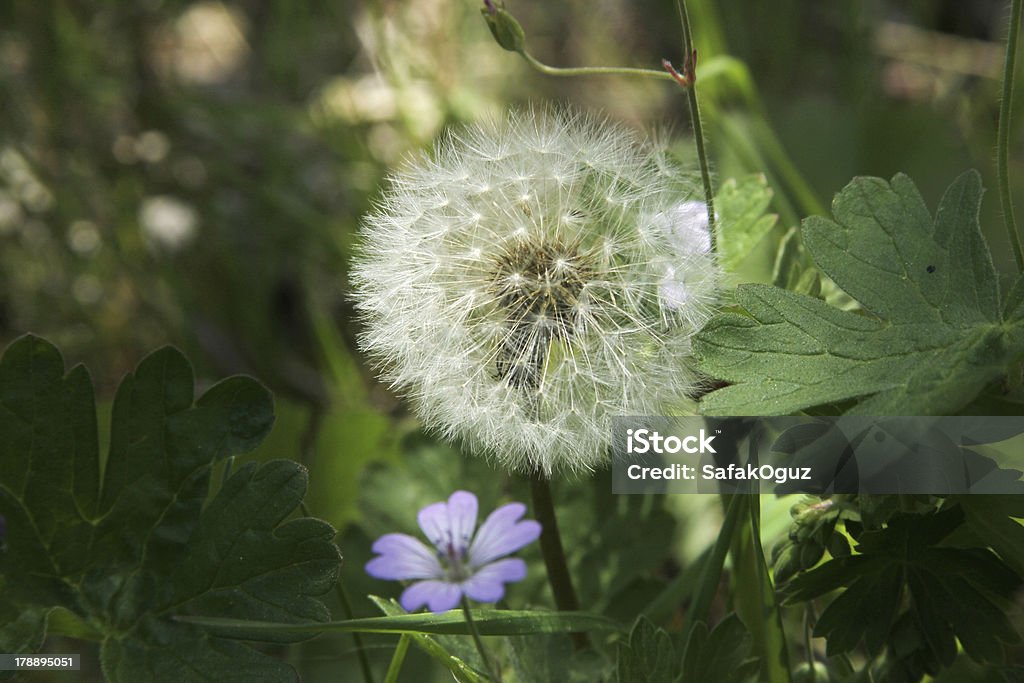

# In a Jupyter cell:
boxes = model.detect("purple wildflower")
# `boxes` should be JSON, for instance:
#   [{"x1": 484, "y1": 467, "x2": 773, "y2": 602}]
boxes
[{"x1": 366, "y1": 490, "x2": 541, "y2": 613}]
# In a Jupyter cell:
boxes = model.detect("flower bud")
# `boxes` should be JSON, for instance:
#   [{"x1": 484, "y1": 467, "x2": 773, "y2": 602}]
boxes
[{"x1": 481, "y1": 4, "x2": 526, "y2": 53}]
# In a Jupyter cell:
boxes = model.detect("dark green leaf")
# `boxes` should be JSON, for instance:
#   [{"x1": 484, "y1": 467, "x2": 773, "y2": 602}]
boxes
[
  {"x1": 679, "y1": 615, "x2": 760, "y2": 683},
  {"x1": 785, "y1": 506, "x2": 1021, "y2": 667},
  {"x1": 961, "y1": 497, "x2": 1024, "y2": 577},
  {"x1": 0, "y1": 335, "x2": 341, "y2": 682},
  {"x1": 616, "y1": 616, "x2": 675, "y2": 683}
]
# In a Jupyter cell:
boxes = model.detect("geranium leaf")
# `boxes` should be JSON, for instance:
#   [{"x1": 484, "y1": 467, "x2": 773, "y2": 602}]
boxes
[
  {"x1": 616, "y1": 616, "x2": 675, "y2": 683},
  {"x1": 783, "y1": 507, "x2": 1021, "y2": 666},
  {"x1": 0, "y1": 334, "x2": 342, "y2": 682},
  {"x1": 695, "y1": 171, "x2": 1024, "y2": 415}
]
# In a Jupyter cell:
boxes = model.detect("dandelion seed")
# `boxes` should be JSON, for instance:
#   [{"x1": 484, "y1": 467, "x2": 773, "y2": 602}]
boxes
[
  {"x1": 351, "y1": 109, "x2": 721, "y2": 475},
  {"x1": 365, "y1": 491, "x2": 541, "y2": 613}
]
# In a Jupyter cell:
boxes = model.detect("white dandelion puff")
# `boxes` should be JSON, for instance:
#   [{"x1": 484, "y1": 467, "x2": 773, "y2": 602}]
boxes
[{"x1": 350, "y1": 109, "x2": 721, "y2": 476}]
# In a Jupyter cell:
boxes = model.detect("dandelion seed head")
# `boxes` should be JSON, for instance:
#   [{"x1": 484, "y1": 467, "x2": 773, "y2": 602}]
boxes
[{"x1": 351, "y1": 108, "x2": 721, "y2": 476}]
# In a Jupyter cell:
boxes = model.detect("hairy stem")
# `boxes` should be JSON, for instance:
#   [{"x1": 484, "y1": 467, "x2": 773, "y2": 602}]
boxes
[
  {"x1": 462, "y1": 598, "x2": 502, "y2": 682},
  {"x1": 676, "y1": 0, "x2": 717, "y2": 250},
  {"x1": 528, "y1": 473, "x2": 589, "y2": 650},
  {"x1": 999, "y1": 0, "x2": 1024, "y2": 272},
  {"x1": 518, "y1": 49, "x2": 676, "y2": 82}
]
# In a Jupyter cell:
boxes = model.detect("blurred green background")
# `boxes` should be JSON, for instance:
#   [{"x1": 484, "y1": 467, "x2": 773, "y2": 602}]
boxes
[{"x1": 2, "y1": 0, "x2": 1022, "y2": 680}]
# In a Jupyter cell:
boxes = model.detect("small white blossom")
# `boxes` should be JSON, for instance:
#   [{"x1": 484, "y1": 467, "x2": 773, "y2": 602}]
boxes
[
  {"x1": 139, "y1": 195, "x2": 197, "y2": 252},
  {"x1": 351, "y1": 109, "x2": 720, "y2": 475}
]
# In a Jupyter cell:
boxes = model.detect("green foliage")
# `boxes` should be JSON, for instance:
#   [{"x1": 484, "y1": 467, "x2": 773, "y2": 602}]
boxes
[
  {"x1": 679, "y1": 615, "x2": 761, "y2": 683},
  {"x1": 617, "y1": 616, "x2": 676, "y2": 683},
  {"x1": 370, "y1": 597, "x2": 485, "y2": 683},
  {"x1": 0, "y1": 335, "x2": 341, "y2": 682},
  {"x1": 772, "y1": 497, "x2": 856, "y2": 585},
  {"x1": 696, "y1": 171, "x2": 1024, "y2": 415},
  {"x1": 714, "y1": 174, "x2": 779, "y2": 275},
  {"x1": 783, "y1": 505, "x2": 1022, "y2": 682},
  {"x1": 613, "y1": 614, "x2": 760, "y2": 683},
  {"x1": 729, "y1": 495, "x2": 792, "y2": 683}
]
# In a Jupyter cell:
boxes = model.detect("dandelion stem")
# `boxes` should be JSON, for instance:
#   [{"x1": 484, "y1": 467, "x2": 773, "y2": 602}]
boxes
[
  {"x1": 998, "y1": 0, "x2": 1024, "y2": 273},
  {"x1": 462, "y1": 598, "x2": 502, "y2": 682},
  {"x1": 528, "y1": 474, "x2": 589, "y2": 650},
  {"x1": 518, "y1": 49, "x2": 678, "y2": 82},
  {"x1": 675, "y1": 0, "x2": 716, "y2": 251}
]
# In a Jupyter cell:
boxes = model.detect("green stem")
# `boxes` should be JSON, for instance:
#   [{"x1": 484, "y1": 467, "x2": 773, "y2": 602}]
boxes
[
  {"x1": 301, "y1": 502, "x2": 375, "y2": 683},
  {"x1": 518, "y1": 49, "x2": 676, "y2": 82},
  {"x1": 675, "y1": 0, "x2": 717, "y2": 250},
  {"x1": 681, "y1": 492, "x2": 744, "y2": 637},
  {"x1": 383, "y1": 634, "x2": 410, "y2": 683},
  {"x1": 804, "y1": 605, "x2": 816, "y2": 682},
  {"x1": 462, "y1": 598, "x2": 501, "y2": 682},
  {"x1": 336, "y1": 579, "x2": 377, "y2": 683},
  {"x1": 220, "y1": 455, "x2": 235, "y2": 488},
  {"x1": 528, "y1": 473, "x2": 589, "y2": 650},
  {"x1": 999, "y1": 0, "x2": 1024, "y2": 273}
]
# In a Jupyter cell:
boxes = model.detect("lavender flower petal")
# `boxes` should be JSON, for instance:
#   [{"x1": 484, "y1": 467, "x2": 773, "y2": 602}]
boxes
[
  {"x1": 446, "y1": 490, "x2": 478, "y2": 550},
  {"x1": 469, "y1": 502, "x2": 541, "y2": 567},
  {"x1": 416, "y1": 501, "x2": 449, "y2": 551},
  {"x1": 462, "y1": 558, "x2": 527, "y2": 603},
  {"x1": 367, "y1": 490, "x2": 539, "y2": 613},
  {"x1": 417, "y1": 490, "x2": 478, "y2": 553},
  {"x1": 401, "y1": 580, "x2": 463, "y2": 613},
  {"x1": 365, "y1": 533, "x2": 443, "y2": 580}
]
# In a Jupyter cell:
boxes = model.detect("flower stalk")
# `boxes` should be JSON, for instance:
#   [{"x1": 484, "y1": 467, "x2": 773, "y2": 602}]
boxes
[
  {"x1": 518, "y1": 49, "x2": 678, "y2": 82},
  {"x1": 302, "y1": 501, "x2": 375, "y2": 683},
  {"x1": 481, "y1": 1, "x2": 679, "y2": 83},
  {"x1": 675, "y1": 0, "x2": 717, "y2": 249},
  {"x1": 528, "y1": 474, "x2": 588, "y2": 650},
  {"x1": 462, "y1": 597, "x2": 502, "y2": 682},
  {"x1": 383, "y1": 634, "x2": 410, "y2": 683},
  {"x1": 998, "y1": 0, "x2": 1024, "y2": 273}
]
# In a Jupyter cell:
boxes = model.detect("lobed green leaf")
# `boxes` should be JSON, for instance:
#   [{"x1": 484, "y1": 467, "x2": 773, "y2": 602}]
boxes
[
  {"x1": 0, "y1": 335, "x2": 342, "y2": 682},
  {"x1": 696, "y1": 171, "x2": 1024, "y2": 415}
]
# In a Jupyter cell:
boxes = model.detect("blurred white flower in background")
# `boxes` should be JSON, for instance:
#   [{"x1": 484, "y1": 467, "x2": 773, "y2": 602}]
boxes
[
  {"x1": 151, "y1": 1, "x2": 250, "y2": 86},
  {"x1": 351, "y1": 109, "x2": 720, "y2": 476},
  {"x1": 139, "y1": 195, "x2": 198, "y2": 252}
]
